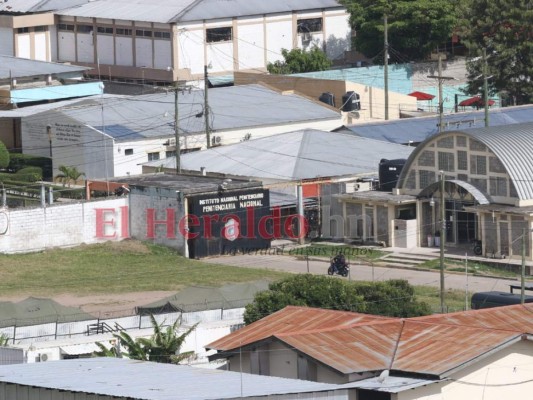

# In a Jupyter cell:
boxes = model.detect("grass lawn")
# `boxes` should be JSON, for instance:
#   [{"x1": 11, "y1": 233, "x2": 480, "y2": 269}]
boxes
[
  {"x1": 414, "y1": 285, "x2": 470, "y2": 313},
  {"x1": 0, "y1": 240, "x2": 289, "y2": 297}
]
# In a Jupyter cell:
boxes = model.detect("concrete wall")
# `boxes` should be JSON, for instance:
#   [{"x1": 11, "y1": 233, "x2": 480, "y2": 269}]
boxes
[
  {"x1": 0, "y1": 198, "x2": 127, "y2": 254},
  {"x1": 0, "y1": 26, "x2": 14, "y2": 56}
]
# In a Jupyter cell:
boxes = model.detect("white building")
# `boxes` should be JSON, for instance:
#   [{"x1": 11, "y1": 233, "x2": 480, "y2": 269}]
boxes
[
  {"x1": 20, "y1": 84, "x2": 342, "y2": 179},
  {"x1": 1, "y1": 0, "x2": 353, "y2": 84}
]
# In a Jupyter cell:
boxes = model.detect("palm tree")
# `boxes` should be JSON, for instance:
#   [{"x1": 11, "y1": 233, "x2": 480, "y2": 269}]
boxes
[
  {"x1": 55, "y1": 165, "x2": 85, "y2": 187},
  {"x1": 0, "y1": 333, "x2": 10, "y2": 346},
  {"x1": 93, "y1": 315, "x2": 197, "y2": 364}
]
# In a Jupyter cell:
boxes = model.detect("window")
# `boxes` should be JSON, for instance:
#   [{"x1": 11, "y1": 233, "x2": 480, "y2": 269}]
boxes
[
  {"x1": 97, "y1": 26, "x2": 114, "y2": 34},
  {"x1": 116, "y1": 28, "x2": 132, "y2": 36},
  {"x1": 490, "y1": 177, "x2": 508, "y2": 197},
  {"x1": 154, "y1": 31, "x2": 171, "y2": 39},
  {"x1": 470, "y1": 155, "x2": 487, "y2": 175},
  {"x1": 437, "y1": 137, "x2": 454, "y2": 148},
  {"x1": 136, "y1": 29, "x2": 152, "y2": 37},
  {"x1": 17, "y1": 27, "x2": 29, "y2": 34},
  {"x1": 165, "y1": 150, "x2": 176, "y2": 158},
  {"x1": 77, "y1": 25, "x2": 93, "y2": 33},
  {"x1": 148, "y1": 152, "x2": 160, "y2": 161},
  {"x1": 34, "y1": 26, "x2": 47, "y2": 32},
  {"x1": 469, "y1": 138, "x2": 486, "y2": 151},
  {"x1": 418, "y1": 150, "x2": 435, "y2": 167},
  {"x1": 489, "y1": 156, "x2": 506, "y2": 173},
  {"x1": 58, "y1": 24, "x2": 75, "y2": 31},
  {"x1": 456, "y1": 136, "x2": 467, "y2": 147},
  {"x1": 457, "y1": 150, "x2": 468, "y2": 170},
  {"x1": 206, "y1": 27, "x2": 232, "y2": 43},
  {"x1": 297, "y1": 18, "x2": 323, "y2": 33},
  {"x1": 125, "y1": 149, "x2": 133, "y2": 156},
  {"x1": 405, "y1": 170, "x2": 416, "y2": 189},
  {"x1": 438, "y1": 152, "x2": 455, "y2": 172},
  {"x1": 471, "y1": 178, "x2": 487, "y2": 192},
  {"x1": 419, "y1": 170, "x2": 436, "y2": 189}
]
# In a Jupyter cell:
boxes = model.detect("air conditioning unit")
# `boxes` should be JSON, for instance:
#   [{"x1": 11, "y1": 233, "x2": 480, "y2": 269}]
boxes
[
  {"x1": 212, "y1": 136, "x2": 222, "y2": 146},
  {"x1": 38, "y1": 352, "x2": 53, "y2": 362},
  {"x1": 166, "y1": 138, "x2": 176, "y2": 146},
  {"x1": 343, "y1": 181, "x2": 371, "y2": 193}
]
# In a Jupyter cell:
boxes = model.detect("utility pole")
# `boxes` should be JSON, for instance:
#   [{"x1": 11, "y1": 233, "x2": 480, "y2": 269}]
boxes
[
  {"x1": 204, "y1": 65, "x2": 211, "y2": 148},
  {"x1": 428, "y1": 55, "x2": 455, "y2": 133},
  {"x1": 439, "y1": 170, "x2": 446, "y2": 312},
  {"x1": 521, "y1": 227, "x2": 526, "y2": 304},
  {"x1": 482, "y1": 48, "x2": 489, "y2": 127},
  {"x1": 174, "y1": 83, "x2": 181, "y2": 174},
  {"x1": 383, "y1": 14, "x2": 389, "y2": 121}
]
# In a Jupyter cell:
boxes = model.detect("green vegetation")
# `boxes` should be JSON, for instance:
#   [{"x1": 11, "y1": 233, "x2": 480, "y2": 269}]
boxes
[
  {"x1": 0, "y1": 241, "x2": 289, "y2": 297},
  {"x1": 457, "y1": 0, "x2": 532, "y2": 105},
  {"x1": 244, "y1": 275, "x2": 431, "y2": 324},
  {"x1": 414, "y1": 285, "x2": 471, "y2": 313},
  {"x1": 267, "y1": 47, "x2": 332, "y2": 74},
  {"x1": 95, "y1": 315, "x2": 197, "y2": 364},
  {"x1": 0, "y1": 142, "x2": 9, "y2": 169},
  {"x1": 339, "y1": 0, "x2": 458, "y2": 61},
  {"x1": 55, "y1": 165, "x2": 85, "y2": 187},
  {"x1": 421, "y1": 258, "x2": 518, "y2": 279},
  {"x1": 0, "y1": 333, "x2": 9, "y2": 346}
]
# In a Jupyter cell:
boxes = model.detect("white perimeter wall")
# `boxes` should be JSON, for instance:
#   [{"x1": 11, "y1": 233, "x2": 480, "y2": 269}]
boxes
[
  {"x1": 0, "y1": 198, "x2": 127, "y2": 254},
  {"x1": 0, "y1": 27, "x2": 14, "y2": 55}
]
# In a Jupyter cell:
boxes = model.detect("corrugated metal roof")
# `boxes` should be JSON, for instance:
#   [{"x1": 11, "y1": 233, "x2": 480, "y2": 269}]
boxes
[
  {"x1": 56, "y1": 0, "x2": 343, "y2": 23},
  {"x1": 209, "y1": 304, "x2": 533, "y2": 379},
  {"x1": 0, "y1": 0, "x2": 88, "y2": 13},
  {"x1": 0, "y1": 55, "x2": 88, "y2": 80},
  {"x1": 0, "y1": 357, "x2": 357, "y2": 399},
  {"x1": 56, "y1": 85, "x2": 340, "y2": 142},
  {"x1": 397, "y1": 122, "x2": 533, "y2": 201},
  {"x1": 207, "y1": 306, "x2": 392, "y2": 351},
  {"x1": 143, "y1": 129, "x2": 413, "y2": 180},
  {"x1": 340, "y1": 105, "x2": 533, "y2": 145}
]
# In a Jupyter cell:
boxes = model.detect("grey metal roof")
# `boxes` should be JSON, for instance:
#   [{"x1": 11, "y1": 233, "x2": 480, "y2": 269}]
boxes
[
  {"x1": 397, "y1": 122, "x2": 533, "y2": 201},
  {"x1": 143, "y1": 129, "x2": 414, "y2": 180},
  {"x1": 0, "y1": 357, "x2": 356, "y2": 399},
  {"x1": 0, "y1": 0, "x2": 88, "y2": 13},
  {"x1": 337, "y1": 105, "x2": 533, "y2": 145},
  {"x1": 0, "y1": 55, "x2": 88, "y2": 80},
  {"x1": 0, "y1": 95, "x2": 111, "y2": 118},
  {"x1": 57, "y1": 0, "x2": 343, "y2": 23},
  {"x1": 418, "y1": 179, "x2": 491, "y2": 205},
  {"x1": 55, "y1": 84, "x2": 340, "y2": 142}
]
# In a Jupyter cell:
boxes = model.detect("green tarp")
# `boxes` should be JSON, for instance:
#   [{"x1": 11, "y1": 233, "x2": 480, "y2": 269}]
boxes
[
  {"x1": 0, "y1": 297, "x2": 93, "y2": 328},
  {"x1": 136, "y1": 281, "x2": 270, "y2": 315}
]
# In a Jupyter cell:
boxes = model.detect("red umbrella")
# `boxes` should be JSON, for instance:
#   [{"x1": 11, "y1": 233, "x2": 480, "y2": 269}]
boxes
[
  {"x1": 408, "y1": 91, "x2": 435, "y2": 101},
  {"x1": 459, "y1": 96, "x2": 495, "y2": 107}
]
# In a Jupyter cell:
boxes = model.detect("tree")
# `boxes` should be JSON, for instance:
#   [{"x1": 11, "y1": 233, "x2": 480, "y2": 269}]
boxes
[
  {"x1": 267, "y1": 47, "x2": 332, "y2": 74},
  {"x1": 243, "y1": 275, "x2": 431, "y2": 324},
  {"x1": 339, "y1": 0, "x2": 459, "y2": 61},
  {"x1": 95, "y1": 315, "x2": 197, "y2": 364},
  {"x1": 55, "y1": 165, "x2": 85, "y2": 187},
  {"x1": 0, "y1": 141, "x2": 9, "y2": 169},
  {"x1": 0, "y1": 333, "x2": 10, "y2": 346},
  {"x1": 457, "y1": 0, "x2": 533, "y2": 105}
]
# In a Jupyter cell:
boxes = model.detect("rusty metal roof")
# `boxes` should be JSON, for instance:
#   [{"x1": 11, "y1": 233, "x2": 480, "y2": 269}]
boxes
[
  {"x1": 207, "y1": 304, "x2": 533, "y2": 379},
  {"x1": 206, "y1": 306, "x2": 392, "y2": 351},
  {"x1": 413, "y1": 303, "x2": 533, "y2": 332}
]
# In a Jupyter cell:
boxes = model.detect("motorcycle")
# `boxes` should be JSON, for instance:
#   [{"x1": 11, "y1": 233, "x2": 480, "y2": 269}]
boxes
[{"x1": 327, "y1": 255, "x2": 350, "y2": 277}]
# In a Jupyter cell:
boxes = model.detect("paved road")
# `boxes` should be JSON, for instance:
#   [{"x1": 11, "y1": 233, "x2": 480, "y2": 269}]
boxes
[{"x1": 205, "y1": 253, "x2": 520, "y2": 293}]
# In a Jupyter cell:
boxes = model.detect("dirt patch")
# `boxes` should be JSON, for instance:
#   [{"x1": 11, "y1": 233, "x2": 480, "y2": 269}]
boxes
[{"x1": 0, "y1": 291, "x2": 177, "y2": 318}]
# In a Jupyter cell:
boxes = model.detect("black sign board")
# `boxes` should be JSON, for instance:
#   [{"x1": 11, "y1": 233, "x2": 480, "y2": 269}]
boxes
[{"x1": 187, "y1": 188, "x2": 271, "y2": 258}]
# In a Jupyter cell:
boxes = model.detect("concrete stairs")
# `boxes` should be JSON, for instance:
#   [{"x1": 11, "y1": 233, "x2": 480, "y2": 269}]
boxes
[{"x1": 376, "y1": 252, "x2": 439, "y2": 269}]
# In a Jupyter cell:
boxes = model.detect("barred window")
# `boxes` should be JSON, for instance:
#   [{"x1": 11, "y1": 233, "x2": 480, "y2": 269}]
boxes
[
  {"x1": 469, "y1": 138, "x2": 486, "y2": 151},
  {"x1": 97, "y1": 27, "x2": 113, "y2": 34},
  {"x1": 437, "y1": 137, "x2": 454, "y2": 148},
  {"x1": 34, "y1": 26, "x2": 47, "y2": 32},
  {"x1": 17, "y1": 27, "x2": 29, "y2": 33},
  {"x1": 406, "y1": 170, "x2": 416, "y2": 189},
  {"x1": 58, "y1": 24, "x2": 75, "y2": 31},
  {"x1": 490, "y1": 177, "x2": 508, "y2": 197},
  {"x1": 489, "y1": 156, "x2": 506, "y2": 173},
  {"x1": 458, "y1": 173, "x2": 468, "y2": 181},
  {"x1": 419, "y1": 170, "x2": 436, "y2": 189},
  {"x1": 206, "y1": 27, "x2": 232, "y2": 42},
  {"x1": 456, "y1": 136, "x2": 467, "y2": 147},
  {"x1": 418, "y1": 150, "x2": 435, "y2": 167},
  {"x1": 147, "y1": 152, "x2": 160, "y2": 161},
  {"x1": 77, "y1": 25, "x2": 93, "y2": 33},
  {"x1": 510, "y1": 181, "x2": 518, "y2": 198},
  {"x1": 470, "y1": 155, "x2": 487, "y2": 175},
  {"x1": 136, "y1": 29, "x2": 153, "y2": 37},
  {"x1": 471, "y1": 178, "x2": 487, "y2": 192},
  {"x1": 297, "y1": 18, "x2": 323, "y2": 33},
  {"x1": 438, "y1": 152, "x2": 455, "y2": 172},
  {"x1": 154, "y1": 31, "x2": 171, "y2": 39},
  {"x1": 116, "y1": 28, "x2": 132, "y2": 36},
  {"x1": 457, "y1": 150, "x2": 468, "y2": 170}
]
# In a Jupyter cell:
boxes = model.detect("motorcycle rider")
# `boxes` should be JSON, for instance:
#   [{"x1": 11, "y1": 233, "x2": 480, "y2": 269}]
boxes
[{"x1": 332, "y1": 253, "x2": 346, "y2": 274}]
